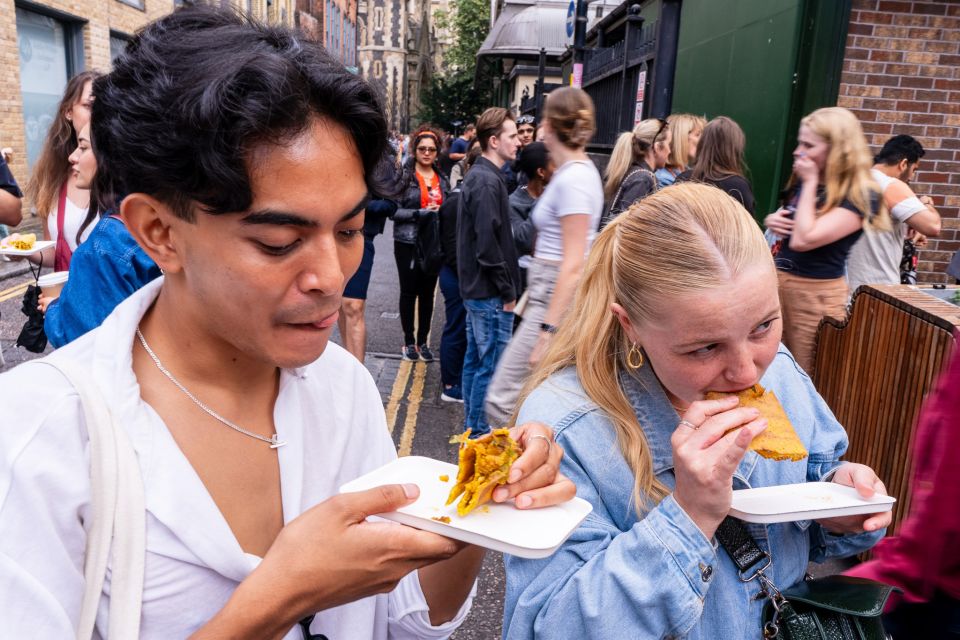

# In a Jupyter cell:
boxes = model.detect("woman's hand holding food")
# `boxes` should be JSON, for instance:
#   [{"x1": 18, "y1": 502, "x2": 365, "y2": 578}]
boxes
[
  {"x1": 815, "y1": 462, "x2": 891, "y2": 534},
  {"x1": 671, "y1": 396, "x2": 768, "y2": 539},
  {"x1": 793, "y1": 153, "x2": 820, "y2": 184},
  {"x1": 493, "y1": 421, "x2": 575, "y2": 509}
]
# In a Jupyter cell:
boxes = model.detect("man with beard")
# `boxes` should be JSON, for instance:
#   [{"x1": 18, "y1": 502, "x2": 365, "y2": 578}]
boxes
[{"x1": 846, "y1": 134, "x2": 942, "y2": 296}]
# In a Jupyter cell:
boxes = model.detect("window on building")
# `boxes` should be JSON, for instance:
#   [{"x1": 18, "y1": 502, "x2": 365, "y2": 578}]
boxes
[
  {"x1": 15, "y1": 7, "x2": 83, "y2": 171},
  {"x1": 109, "y1": 32, "x2": 131, "y2": 65},
  {"x1": 373, "y1": 7, "x2": 383, "y2": 31}
]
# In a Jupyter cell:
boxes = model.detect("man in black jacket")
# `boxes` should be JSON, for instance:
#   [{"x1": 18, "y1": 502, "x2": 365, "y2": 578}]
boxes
[{"x1": 457, "y1": 107, "x2": 520, "y2": 436}]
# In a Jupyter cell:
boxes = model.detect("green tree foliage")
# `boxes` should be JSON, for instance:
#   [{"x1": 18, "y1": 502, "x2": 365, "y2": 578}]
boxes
[{"x1": 417, "y1": 0, "x2": 495, "y2": 131}]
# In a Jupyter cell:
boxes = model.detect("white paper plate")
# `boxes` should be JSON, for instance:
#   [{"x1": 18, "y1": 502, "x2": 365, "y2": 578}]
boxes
[
  {"x1": 0, "y1": 240, "x2": 54, "y2": 256},
  {"x1": 340, "y1": 456, "x2": 592, "y2": 559},
  {"x1": 730, "y1": 482, "x2": 895, "y2": 524}
]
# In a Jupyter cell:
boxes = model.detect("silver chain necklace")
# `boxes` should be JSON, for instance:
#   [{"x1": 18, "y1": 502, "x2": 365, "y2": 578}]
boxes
[{"x1": 135, "y1": 328, "x2": 287, "y2": 448}]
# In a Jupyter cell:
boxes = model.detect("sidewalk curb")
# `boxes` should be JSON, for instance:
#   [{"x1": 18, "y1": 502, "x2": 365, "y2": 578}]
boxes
[{"x1": 0, "y1": 264, "x2": 33, "y2": 284}]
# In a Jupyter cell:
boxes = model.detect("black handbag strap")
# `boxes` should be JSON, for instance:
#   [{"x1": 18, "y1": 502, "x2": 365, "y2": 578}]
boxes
[{"x1": 715, "y1": 516, "x2": 771, "y2": 577}]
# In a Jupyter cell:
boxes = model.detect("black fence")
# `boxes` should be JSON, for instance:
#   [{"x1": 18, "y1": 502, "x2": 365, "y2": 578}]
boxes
[
  {"x1": 519, "y1": 82, "x2": 563, "y2": 117},
  {"x1": 583, "y1": 19, "x2": 658, "y2": 148}
]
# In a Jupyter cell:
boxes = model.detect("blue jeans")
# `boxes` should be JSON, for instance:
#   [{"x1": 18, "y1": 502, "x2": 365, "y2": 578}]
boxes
[
  {"x1": 462, "y1": 297, "x2": 514, "y2": 435},
  {"x1": 438, "y1": 265, "x2": 466, "y2": 388}
]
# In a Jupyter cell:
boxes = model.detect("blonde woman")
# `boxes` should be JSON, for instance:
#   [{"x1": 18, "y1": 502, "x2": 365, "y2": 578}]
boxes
[
  {"x1": 503, "y1": 183, "x2": 889, "y2": 640},
  {"x1": 655, "y1": 113, "x2": 706, "y2": 188},
  {"x1": 598, "y1": 117, "x2": 671, "y2": 231},
  {"x1": 764, "y1": 107, "x2": 887, "y2": 373},
  {"x1": 484, "y1": 87, "x2": 603, "y2": 428}
]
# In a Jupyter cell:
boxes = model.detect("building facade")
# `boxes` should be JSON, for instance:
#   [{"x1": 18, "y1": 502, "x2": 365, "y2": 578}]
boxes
[
  {"x1": 357, "y1": 0, "x2": 437, "y2": 131},
  {"x1": 2, "y1": 0, "x2": 361, "y2": 218}
]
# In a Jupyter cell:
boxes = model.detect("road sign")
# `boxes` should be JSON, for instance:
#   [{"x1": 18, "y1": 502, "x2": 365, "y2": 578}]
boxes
[{"x1": 566, "y1": 0, "x2": 575, "y2": 39}]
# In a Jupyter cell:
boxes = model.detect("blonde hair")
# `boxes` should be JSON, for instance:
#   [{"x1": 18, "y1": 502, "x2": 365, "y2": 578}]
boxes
[
  {"x1": 797, "y1": 107, "x2": 888, "y2": 230},
  {"x1": 665, "y1": 113, "x2": 706, "y2": 169},
  {"x1": 510, "y1": 183, "x2": 774, "y2": 509},
  {"x1": 604, "y1": 118, "x2": 670, "y2": 200},
  {"x1": 544, "y1": 87, "x2": 595, "y2": 150}
]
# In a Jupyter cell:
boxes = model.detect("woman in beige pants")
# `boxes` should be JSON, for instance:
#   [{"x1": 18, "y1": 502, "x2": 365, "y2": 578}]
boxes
[{"x1": 764, "y1": 107, "x2": 887, "y2": 374}]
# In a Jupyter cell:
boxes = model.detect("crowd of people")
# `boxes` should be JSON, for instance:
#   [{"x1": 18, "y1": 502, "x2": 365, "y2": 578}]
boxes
[{"x1": 0, "y1": 4, "x2": 956, "y2": 639}]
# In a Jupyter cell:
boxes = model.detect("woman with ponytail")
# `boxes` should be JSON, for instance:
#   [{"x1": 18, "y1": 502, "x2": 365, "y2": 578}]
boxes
[
  {"x1": 502, "y1": 183, "x2": 889, "y2": 640},
  {"x1": 599, "y1": 117, "x2": 671, "y2": 230},
  {"x1": 484, "y1": 87, "x2": 603, "y2": 428}
]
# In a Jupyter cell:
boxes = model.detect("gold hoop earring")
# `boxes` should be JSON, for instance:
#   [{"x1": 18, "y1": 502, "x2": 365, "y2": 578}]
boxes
[{"x1": 626, "y1": 344, "x2": 644, "y2": 370}]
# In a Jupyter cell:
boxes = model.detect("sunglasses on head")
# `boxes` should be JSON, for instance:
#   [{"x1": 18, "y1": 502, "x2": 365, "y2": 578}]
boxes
[
  {"x1": 656, "y1": 117, "x2": 669, "y2": 139},
  {"x1": 517, "y1": 115, "x2": 536, "y2": 125}
]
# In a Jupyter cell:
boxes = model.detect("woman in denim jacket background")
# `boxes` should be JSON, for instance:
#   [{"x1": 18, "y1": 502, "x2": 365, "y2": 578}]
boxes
[{"x1": 503, "y1": 183, "x2": 890, "y2": 640}]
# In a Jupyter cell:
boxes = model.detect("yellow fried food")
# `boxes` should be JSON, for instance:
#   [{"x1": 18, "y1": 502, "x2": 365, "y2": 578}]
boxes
[
  {"x1": 3, "y1": 233, "x2": 35, "y2": 250},
  {"x1": 705, "y1": 384, "x2": 808, "y2": 461},
  {"x1": 446, "y1": 428, "x2": 520, "y2": 516}
]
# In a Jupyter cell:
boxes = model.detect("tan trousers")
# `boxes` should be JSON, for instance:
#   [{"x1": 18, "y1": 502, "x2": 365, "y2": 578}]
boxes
[
  {"x1": 485, "y1": 259, "x2": 559, "y2": 427},
  {"x1": 777, "y1": 270, "x2": 849, "y2": 375}
]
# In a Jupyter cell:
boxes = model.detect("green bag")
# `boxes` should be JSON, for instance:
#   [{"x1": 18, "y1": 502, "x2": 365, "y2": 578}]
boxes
[
  {"x1": 761, "y1": 574, "x2": 895, "y2": 640},
  {"x1": 715, "y1": 517, "x2": 897, "y2": 640}
]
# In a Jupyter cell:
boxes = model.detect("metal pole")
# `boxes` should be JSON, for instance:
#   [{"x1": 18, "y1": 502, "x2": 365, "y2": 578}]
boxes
[
  {"x1": 650, "y1": 0, "x2": 681, "y2": 118},
  {"x1": 571, "y1": 0, "x2": 588, "y2": 87},
  {"x1": 535, "y1": 47, "x2": 547, "y2": 118},
  {"x1": 615, "y1": 10, "x2": 639, "y2": 132}
]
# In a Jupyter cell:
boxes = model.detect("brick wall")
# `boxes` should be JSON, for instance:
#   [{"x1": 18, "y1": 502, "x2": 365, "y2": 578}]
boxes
[{"x1": 838, "y1": 0, "x2": 960, "y2": 283}]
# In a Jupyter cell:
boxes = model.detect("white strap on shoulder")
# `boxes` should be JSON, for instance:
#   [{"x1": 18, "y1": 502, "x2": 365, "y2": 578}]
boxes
[{"x1": 33, "y1": 360, "x2": 146, "y2": 640}]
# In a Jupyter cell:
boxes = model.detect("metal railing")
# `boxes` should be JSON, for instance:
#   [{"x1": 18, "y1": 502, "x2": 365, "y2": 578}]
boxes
[{"x1": 583, "y1": 19, "x2": 658, "y2": 148}]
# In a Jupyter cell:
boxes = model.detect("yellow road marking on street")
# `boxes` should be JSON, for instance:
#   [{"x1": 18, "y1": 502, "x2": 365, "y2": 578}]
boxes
[
  {"x1": 0, "y1": 282, "x2": 29, "y2": 302},
  {"x1": 385, "y1": 359, "x2": 412, "y2": 434},
  {"x1": 397, "y1": 361, "x2": 426, "y2": 457},
  {"x1": 0, "y1": 278, "x2": 30, "y2": 297}
]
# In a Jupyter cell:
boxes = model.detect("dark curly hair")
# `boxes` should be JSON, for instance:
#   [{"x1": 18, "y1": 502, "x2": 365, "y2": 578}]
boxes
[{"x1": 91, "y1": 4, "x2": 389, "y2": 219}]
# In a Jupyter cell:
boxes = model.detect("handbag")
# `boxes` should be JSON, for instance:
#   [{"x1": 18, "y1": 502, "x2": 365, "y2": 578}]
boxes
[
  {"x1": 31, "y1": 359, "x2": 146, "y2": 639},
  {"x1": 715, "y1": 516, "x2": 896, "y2": 640},
  {"x1": 55, "y1": 181, "x2": 74, "y2": 272}
]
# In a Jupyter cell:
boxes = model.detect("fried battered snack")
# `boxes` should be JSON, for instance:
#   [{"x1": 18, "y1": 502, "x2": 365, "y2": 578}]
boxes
[
  {"x1": 446, "y1": 428, "x2": 520, "y2": 517},
  {"x1": 705, "y1": 384, "x2": 808, "y2": 461},
  {"x1": 1, "y1": 233, "x2": 36, "y2": 251}
]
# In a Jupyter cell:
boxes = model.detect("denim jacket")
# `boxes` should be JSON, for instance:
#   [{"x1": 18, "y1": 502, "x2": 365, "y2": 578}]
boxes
[
  {"x1": 45, "y1": 216, "x2": 162, "y2": 348},
  {"x1": 503, "y1": 347, "x2": 884, "y2": 640}
]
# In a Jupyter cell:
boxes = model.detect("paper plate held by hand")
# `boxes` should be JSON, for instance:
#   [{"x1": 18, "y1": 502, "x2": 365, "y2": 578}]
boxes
[
  {"x1": 339, "y1": 456, "x2": 592, "y2": 559},
  {"x1": 730, "y1": 482, "x2": 895, "y2": 524}
]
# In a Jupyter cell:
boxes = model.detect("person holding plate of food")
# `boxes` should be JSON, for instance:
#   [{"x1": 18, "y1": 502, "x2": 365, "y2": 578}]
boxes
[{"x1": 502, "y1": 183, "x2": 891, "y2": 640}]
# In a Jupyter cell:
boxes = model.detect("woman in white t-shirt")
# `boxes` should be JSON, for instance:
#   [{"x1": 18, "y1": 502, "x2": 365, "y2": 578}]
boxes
[
  {"x1": 485, "y1": 87, "x2": 603, "y2": 427},
  {"x1": 23, "y1": 71, "x2": 101, "y2": 270}
]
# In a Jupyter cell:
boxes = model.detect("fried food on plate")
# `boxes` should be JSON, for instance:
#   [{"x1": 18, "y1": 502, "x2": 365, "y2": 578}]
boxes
[
  {"x1": 446, "y1": 428, "x2": 520, "y2": 517},
  {"x1": 1, "y1": 233, "x2": 36, "y2": 250},
  {"x1": 705, "y1": 384, "x2": 808, "y2": 461}
]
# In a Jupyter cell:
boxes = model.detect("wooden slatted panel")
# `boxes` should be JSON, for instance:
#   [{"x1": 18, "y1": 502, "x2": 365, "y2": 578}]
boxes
[{"x1": 812, "y1": 285, "x2": 958, "y2": 531}]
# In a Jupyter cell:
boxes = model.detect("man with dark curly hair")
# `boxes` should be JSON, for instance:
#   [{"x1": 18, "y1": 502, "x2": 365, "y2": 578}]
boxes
[{"x1": 0, "y1": 6, "x2": 573, "y2": 638}]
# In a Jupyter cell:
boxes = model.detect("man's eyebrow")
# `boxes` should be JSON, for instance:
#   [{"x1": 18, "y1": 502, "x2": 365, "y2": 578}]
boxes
[{"x1": 241, "y1": 193, "x2": 370, "y2": 227}]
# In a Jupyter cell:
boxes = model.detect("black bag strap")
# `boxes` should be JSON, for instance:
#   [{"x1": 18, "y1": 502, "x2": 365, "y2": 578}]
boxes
[{"x1": 715, "y1": 516, "x2": 771, "y2": 578}]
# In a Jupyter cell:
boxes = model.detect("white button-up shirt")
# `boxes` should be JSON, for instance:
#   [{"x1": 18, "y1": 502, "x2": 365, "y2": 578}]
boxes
[{"x1": 0, "y1": 278, "x2": 472, "y2": 638}]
